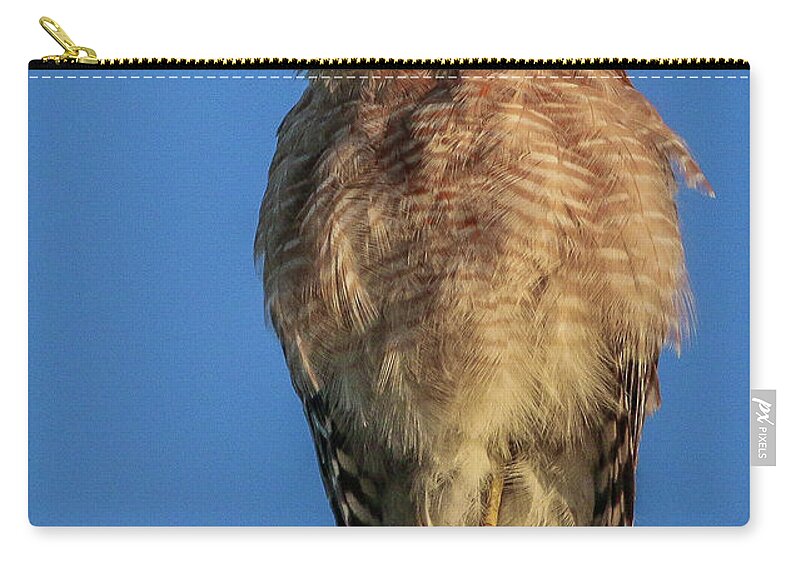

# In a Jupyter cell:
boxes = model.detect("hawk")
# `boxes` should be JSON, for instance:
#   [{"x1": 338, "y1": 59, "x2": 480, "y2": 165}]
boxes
[{"x1": 255, "y1": 69, "x2": 709, "y2": 526}]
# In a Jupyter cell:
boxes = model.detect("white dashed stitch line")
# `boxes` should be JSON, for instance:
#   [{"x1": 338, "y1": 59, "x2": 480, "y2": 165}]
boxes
[{"x1": 29, "y1": 73, "x2": 749, "y2": 81}]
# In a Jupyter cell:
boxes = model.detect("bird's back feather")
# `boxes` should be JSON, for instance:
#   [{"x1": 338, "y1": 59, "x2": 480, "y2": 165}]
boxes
[{"x1": 256, "y1": 69, "x2": 706, "y2": 525}]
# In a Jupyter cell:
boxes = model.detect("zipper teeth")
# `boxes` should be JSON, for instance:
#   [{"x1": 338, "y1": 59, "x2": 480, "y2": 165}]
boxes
[
  {"x1": 30, "y1": 57, "x2": 749, "y2": 69},
  {"x1": 102, "y1": 57, "x2": 748, "y2": 69}
]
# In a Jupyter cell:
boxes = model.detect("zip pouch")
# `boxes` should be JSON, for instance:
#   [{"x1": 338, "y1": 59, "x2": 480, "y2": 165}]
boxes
[{"x1": 28, "y1": 17, "x2": 750, "y2": 527}]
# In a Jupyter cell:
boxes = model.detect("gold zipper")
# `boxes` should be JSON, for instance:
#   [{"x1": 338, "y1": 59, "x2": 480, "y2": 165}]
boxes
[
  {"x1": 34, "y1": 16, "x2": 748, "y2": 70},
  {"x1": 39, "y1": 17, "x2": 99, "y2": 65}
]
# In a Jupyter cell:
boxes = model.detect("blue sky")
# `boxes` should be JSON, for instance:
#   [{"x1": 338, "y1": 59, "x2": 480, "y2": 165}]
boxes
[{"x1": 28, "y1": 69, "x2": 749, "y2": 526}]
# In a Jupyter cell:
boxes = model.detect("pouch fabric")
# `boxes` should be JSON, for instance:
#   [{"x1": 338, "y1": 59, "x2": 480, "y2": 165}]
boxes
[{"x1": 28, "y1": 66, "x2": 750, "y2": 526}]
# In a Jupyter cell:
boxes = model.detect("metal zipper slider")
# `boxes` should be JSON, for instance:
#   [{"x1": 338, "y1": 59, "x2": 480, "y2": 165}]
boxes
[{"x1": 39, "y1": 16, "x2": 98, "y2": 65}]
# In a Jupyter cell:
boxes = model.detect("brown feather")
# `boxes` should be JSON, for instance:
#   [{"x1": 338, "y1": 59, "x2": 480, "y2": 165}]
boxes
[{"x1": 256, "y1": 69, "x2": 705, "y2": 525}]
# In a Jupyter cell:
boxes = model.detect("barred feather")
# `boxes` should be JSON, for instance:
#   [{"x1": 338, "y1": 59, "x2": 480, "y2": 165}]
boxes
[{"x1": 256, "y1": 69, "x2": 706, "y2": 525}]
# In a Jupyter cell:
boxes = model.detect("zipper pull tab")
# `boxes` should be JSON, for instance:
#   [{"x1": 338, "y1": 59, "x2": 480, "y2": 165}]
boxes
[{"x1": 39, "y1": 16, "x2": 99, "y2": 64}]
